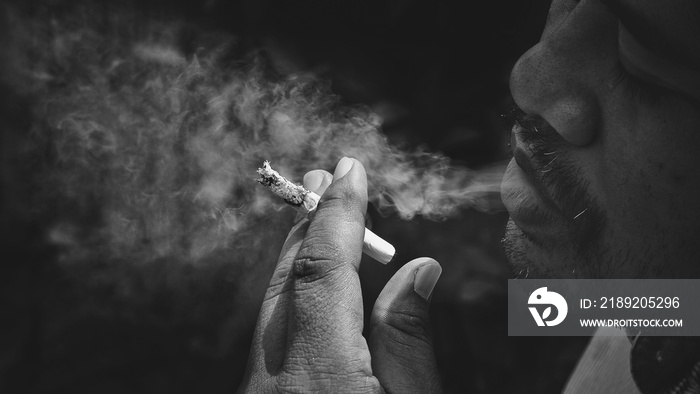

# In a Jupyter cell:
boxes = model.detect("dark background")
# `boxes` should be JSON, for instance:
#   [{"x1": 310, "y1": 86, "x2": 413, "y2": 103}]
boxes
[{"x1": 1, "y1": 0, "x2": 590, "y2": 392}]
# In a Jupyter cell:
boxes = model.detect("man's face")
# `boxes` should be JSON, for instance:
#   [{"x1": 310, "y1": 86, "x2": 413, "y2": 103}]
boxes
[{"x1": 502, "y1": 0, "x2": 700, "y2": 278}]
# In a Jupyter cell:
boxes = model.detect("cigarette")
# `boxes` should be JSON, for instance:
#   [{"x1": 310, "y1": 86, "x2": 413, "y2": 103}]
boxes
[{"x1": 256, "y1": 161, "x2": 396, "y2": 264}]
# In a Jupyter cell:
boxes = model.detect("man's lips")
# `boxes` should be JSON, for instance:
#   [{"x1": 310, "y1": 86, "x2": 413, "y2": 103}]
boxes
[{"x1": 501, "y1": 126, "x2": 565, "y2": 238}]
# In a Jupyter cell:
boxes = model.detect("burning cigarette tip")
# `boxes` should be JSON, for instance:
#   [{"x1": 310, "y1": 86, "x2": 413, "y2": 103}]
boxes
[{"x1": 256, "y1": 161, "x2": 308, "y2": 207}]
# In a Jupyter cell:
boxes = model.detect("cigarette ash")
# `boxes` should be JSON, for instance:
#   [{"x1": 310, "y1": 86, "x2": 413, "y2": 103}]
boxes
[{"x1": 256, "y1": 161, "x2": 308, "y2": 207}]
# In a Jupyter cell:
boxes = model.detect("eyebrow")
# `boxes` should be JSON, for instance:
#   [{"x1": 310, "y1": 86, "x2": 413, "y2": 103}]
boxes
[{"x1": 601, "y1": 0, "x2": 699, "y2": 71}]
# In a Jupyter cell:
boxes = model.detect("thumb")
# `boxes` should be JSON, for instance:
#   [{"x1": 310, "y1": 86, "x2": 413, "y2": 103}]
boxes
[{"x1": 369, "y1": 257, "x2": 443, "y2": 394}]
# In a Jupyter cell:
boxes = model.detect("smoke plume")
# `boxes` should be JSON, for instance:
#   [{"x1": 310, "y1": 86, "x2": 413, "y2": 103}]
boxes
[
  {"x1": 4, "y1": 3, "x2": 504, "y2": 269},
  {"x1": 0, "y1": 4, "x2": 510, "y2": 391}
]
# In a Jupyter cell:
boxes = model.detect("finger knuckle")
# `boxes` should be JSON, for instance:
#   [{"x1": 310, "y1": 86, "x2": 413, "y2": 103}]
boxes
[
  {"x1": 373, "y1": 307, "x2": 432, "y2": 344},
  {"x1": 292, "y1": 240, "x2": 343, "y2": 283}
]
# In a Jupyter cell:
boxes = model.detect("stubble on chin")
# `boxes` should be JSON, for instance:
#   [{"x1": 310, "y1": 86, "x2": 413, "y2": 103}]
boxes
[
  {"x1": 502, "y1": 219, "x2": 554, "y2": 279},
  {"x1": 502, "y1": 218, "x2": 612, "y2": 279}
]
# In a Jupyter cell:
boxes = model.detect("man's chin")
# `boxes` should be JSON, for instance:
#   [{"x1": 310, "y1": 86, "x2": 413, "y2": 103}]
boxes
[{"x1": 503, "y1": 219, "x2": 557, "y2": 279}]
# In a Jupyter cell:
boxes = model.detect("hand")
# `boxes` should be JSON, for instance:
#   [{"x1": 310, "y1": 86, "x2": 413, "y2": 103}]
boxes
[{"x1": 238, "y1": 157, "x2": 443, "y2": 393}]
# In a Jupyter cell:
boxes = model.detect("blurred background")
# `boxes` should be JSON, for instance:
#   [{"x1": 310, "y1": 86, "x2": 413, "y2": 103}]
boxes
[{"x1": 1, "y1": 0, "x2": 590, "y2": 392}]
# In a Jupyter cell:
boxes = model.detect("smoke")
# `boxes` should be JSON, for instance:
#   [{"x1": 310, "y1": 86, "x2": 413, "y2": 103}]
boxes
[
  {"x1": 0, "y1": 4, "x2": 506, "y2": 388},
  {"x1": 4, "y1": 4, "x2": 504, "y2": 267}
]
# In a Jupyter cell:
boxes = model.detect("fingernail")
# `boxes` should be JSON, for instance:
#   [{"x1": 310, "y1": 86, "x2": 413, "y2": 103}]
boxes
[
  {"x1": 303, "y1": 170, "x2": 325, "y2": 192},
  {"x1": 333, "y1": 157, "x2": 354, "y2": 181},
  {"x1": 414, "y1": 259, "x2": 442, "y2": 301}
]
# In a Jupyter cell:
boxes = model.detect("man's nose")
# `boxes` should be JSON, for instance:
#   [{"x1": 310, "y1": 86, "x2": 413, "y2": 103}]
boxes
[{"x1": 509, "y1": 3, "x2": 614, "y2": 146}]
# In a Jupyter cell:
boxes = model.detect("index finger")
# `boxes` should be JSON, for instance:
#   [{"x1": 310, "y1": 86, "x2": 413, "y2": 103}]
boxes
[{"x1": 285, "y1": 157, "x2": 372, "y2": 375}]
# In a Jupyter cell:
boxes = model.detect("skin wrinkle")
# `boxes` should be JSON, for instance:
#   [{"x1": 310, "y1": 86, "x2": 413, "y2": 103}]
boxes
[
  {"x1": 280, "y1": 358, "x2": 379, "y2": 393},
  {"x1": 377, "y1": 324, "x2": 432, "y2": 352},
  {"x1": 373, "y1": 308, "x2": 432, "y2": 347},
  {"x1": 264, "y1": 276, "x2": 293, "y2": 302},
  {"x1": 291, "y1": 251, "x2": 345, "y2": 282},
  {"x1": 293, "y1": 287, "x2": 366, "y2": 331},
  {"x1": 287, "y1": 279, "x2": 366, "y2": 363}
]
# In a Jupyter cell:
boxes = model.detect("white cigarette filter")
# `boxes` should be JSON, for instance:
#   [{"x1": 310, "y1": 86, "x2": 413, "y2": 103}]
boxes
[
  {"x1": 361, "y1": 225, "x2": 396, "y2": 264},
  {"x1": 256, "y1": 161, "x2": 396, "y2": 264}
]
